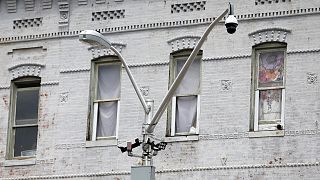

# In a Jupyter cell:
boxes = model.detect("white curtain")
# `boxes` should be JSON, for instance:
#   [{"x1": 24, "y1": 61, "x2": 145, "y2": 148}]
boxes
[
  {"x1": 174, "y1": 56, "x2": 200, "y2": 133},
  {"x1": 96, "y1": 64, "x2": 120, "y2": 137},
  {"x1": 97, "y1": 101, "x2": 117, "y2": 137},
  {"x1": 97, "y1": 64, "x2": 120, "y2": 100},
  {"x1": 175, "y1": 96, "x2": 197, "y2": 133},
  {"x1": 175, "y1": 56, "x2": 200, "y2": 95}
]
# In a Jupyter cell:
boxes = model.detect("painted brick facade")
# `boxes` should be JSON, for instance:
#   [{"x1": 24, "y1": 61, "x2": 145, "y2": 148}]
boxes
[{"x1": 0, "y1": 0, "x2": 320, "y2": 179}]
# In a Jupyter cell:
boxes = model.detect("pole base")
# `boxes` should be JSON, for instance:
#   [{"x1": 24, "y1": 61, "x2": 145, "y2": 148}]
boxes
[{"x1": 131, "y1": 166, "x2": 155, "y2": 180}]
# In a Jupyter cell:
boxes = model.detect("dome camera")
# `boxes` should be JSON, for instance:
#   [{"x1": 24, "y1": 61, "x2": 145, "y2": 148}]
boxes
[{"x1": 225, "y1": 15, "x2": 238, "y2": 34}]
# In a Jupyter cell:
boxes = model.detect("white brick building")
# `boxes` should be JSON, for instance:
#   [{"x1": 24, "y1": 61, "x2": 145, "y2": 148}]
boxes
[{"x1": 0, "y1": 0, "x2": 320, "y2": 179}]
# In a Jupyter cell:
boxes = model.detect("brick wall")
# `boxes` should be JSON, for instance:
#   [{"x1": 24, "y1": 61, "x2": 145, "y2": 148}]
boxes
[{"x1": 0, "y1": 0, "x2": 320, "y2": 179}]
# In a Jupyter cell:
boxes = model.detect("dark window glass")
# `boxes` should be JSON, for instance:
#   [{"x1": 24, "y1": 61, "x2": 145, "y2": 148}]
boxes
[
  {"x1": 15, "y1": 89, "x2": 39, "y2": 125},
  {"x1": 14, "y1": 126, "x2": 38, "y2": 157}
]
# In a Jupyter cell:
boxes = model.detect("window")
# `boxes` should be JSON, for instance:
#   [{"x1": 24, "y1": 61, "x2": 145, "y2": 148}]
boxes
[
  {"x1": 89, "y1": 58, "x2": 121, "y2": 141},
  {"x1": 251, "y1": 43, "x2": 286, "y2": 132},
  {"x1": 168, "y1": 50, "x2": 201, "y2": 136},
  {"x1": 7, "y1": 77, "x2": 40, "y2": 159}
]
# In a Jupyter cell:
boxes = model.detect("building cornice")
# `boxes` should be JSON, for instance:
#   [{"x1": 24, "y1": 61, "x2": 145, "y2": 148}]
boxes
[{"x1": 0, "y1": 7, "x2": 319, "y2": 44}]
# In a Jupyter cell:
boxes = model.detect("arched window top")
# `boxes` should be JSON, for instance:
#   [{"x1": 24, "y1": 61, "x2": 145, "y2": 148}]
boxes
[
  {"x1": 8, "y1": 63, "x2": 45, "y2": 80},
  {"x1": 249, "y1": 28, "x2": 291, "y2": 46},
  {"x1": 168, "y1": 36, "x2": 201, "y2": 52},
  {"x1": 88, "y1": 43, "x2": 126, "y2": 59}
]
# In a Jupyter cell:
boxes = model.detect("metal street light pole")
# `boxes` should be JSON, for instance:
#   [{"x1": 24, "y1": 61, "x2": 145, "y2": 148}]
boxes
[
  {"x1": 146, "y1": 3, "x2": 237, "y2": 134},
  {"x1": 79, "y1": 3, "x2": 237, "y2": 179}
]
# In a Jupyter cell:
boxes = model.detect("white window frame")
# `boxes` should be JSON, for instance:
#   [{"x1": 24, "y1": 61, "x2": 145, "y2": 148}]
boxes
[
  {"x1": 7, "y1": 77, "x2": 40, "y2": 160},
  {"x1": 168, "y1": 51, "x2": 202, "y2": 136},
  {"x1": 89, "y1": 59, "x2": 121, "y2": 141},
  {"x1": 252, "y1": 45, "x2": 286, "y2": 132}
]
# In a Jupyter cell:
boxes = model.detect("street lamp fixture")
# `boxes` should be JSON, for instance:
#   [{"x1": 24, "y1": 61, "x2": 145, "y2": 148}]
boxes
[{"x1": 79, "y1": 30, "x2": 150, "y2": 114}]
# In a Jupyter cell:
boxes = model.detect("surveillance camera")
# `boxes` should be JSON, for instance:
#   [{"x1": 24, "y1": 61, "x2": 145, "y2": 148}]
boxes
[{"x1": 225, "y1": 15, "x2": 238, "y2": 34}]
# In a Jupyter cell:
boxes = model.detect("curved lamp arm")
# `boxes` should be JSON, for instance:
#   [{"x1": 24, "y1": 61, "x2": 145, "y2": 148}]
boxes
[{"x1": 79, "y1": 30, "x2": 150, "y2": 114}]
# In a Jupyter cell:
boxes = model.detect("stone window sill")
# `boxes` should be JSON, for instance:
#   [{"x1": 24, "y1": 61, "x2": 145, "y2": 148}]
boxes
[
  {"x1": 2, "y1": 158, "x2": 36, "y2": 167},
  {"x1": 164, "y1": 135, "x2": 199, "y2": 142},
  {"x1": 248, "y1": 130, "x2": 284, "y2": 138},
  {"x1": 85, "y1": 138, "x2": 118, "y2": 148}
]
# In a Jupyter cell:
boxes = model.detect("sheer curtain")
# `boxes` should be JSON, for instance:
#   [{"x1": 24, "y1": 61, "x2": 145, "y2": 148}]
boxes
[
  {"x1": 175, "y1": 57, "x2": 200, "y2": 95},
  {"x1": 96, "y1": 64, "x2": 120, "y2": 138},
  {"x1": 175, "y1": 96, "x2": 197, "y2": 133},
  {"x1": 97, "y1": 64, "x2": 120, "y2": 99},
  {"x1": 97, "y1": 102, "x2": 118, "y2": 137},
  {"x1": 174, "y1": 57, "x2": 200, "y2": 133}
]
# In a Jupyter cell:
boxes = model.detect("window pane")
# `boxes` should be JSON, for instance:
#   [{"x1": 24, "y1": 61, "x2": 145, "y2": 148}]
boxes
[
  {"x1": 15, "y1": 89, "x2": 39, "y2": 125},
  {"x1": 258, "y1": 51, "x2": 284, "y2": 88},
  {"x1": 175, "y1": 56, "x2": 200, "y2": 95},
  {"x1": 97, "y1": 101, "x2": 118, "y2": 137},
  {"x1": 175, "y1": 96, "x2": 197, "y2": 134},
  {"x1": 14, "y1": 126, "x2": 38, "y2": 157},
  {"x1": 258, "y1": 89, "x2": 282, "y2": 122},
  {"x1": 97, "y1": 64, "x2": 121, "y2": 100}
]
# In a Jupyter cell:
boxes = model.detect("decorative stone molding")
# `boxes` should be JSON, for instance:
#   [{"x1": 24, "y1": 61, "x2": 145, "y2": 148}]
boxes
[
  {"x1": 0, "y1": 85, "x2": 10, "y2": 90},
  {"x1": 60, "y1": 67, "x2": 90, "y2": 73},
  {"x1": 35, "y1": 158, "x2": 54, "y2": 165},
  {"x1": 25, "y1": 0, "x2": 35, "y2": 11},
  {"x1": 2, "y1": 7, "x2": 320, "y2": 44},
  {"x1": 2, "y1": 162, "x2": 319, "y2": 179},
  {"x1": 58, "y1": 0, "x2": 70, "y2": 28},
  {"x1": 42, "y1": 0, "x2": 52, "y2": 9},
  {"x1": 171, "y1": 1, "x2": 206, "y2": 14},
  {"x1": 287, "y1": 48, "x2": 320, "y2": 54},
  {"x1": 307, "y1": 73, "x2": 317, "y2": 85},
  {"x1": 55, "y1": 143, "x2": 85, "y2": 150},
  {"x1": 220, "y1": 156, "x2": 227, "y2": 166},
  {"x1": 78, "y1": 0, "x2": 87, "y2": 5},
  {"x1": 220, "y1": 80, "x2": 232, "y2": 91},
  {"x1": 200, "y1": 132, "x2": 249, "y2": 140},
  {"x1": 200, "y1": 129, "x2": 320, "y2": 141},
  {"x1": 13, "y1": 17, "x2": 42, "y2": 29},
  {"x1": 58, "y1": 48, "x2": 320, "y2": 73},
  {"x1": 6, "y1": 0, "x2": 17, "y2": 13},
  {"x1": 89, "y1": 43, "x2": 126, "y2": 59},
  {"x1": 249, "y1": 28, "x2": 291, "y2": 45},
  {"x1": 59, "y1": 61, "x2": 168, "y2": 74},
  {"x1": 92, "y1": 9, "x2": 125, "y2": 21},
  {"x1": 167, "y1": 36, "x2": 201, "y2": 52},
  {"x1": 255, "y1": 0, "x2": 291, "y2": 6},
  {"x1": 202, "y1": 54, "x2": 251, "y2": 61},
  {"x1": 59, "y1": 92, "x2": 69, "y2": 103},
  {"x1": 41, "y1": 81, "x2": 59, "y2": 86},
  {"x1": 140, "y1": 86, "x2": 149, "y2": 96},
  {"x1": 128, "y1": 61, "x2": 169, "y2": 68},
  {"x1": 8, "y1": 63, "x2": 45, "y2": 80}
]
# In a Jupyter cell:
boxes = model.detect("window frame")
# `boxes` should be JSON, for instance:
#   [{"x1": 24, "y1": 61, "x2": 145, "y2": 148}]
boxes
[
  {"x1": 250, "y1": 43, "x2": 287, "y2": 132},
  {"x1": 7, "y1": 77, "x2": 40, "y2": 160},
  {"x1": 167, "y1": 50, "x2": 202, "y2": 137},
  {"x1": 89, "y1": 57, "x2": 121, "y2": 141}
]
